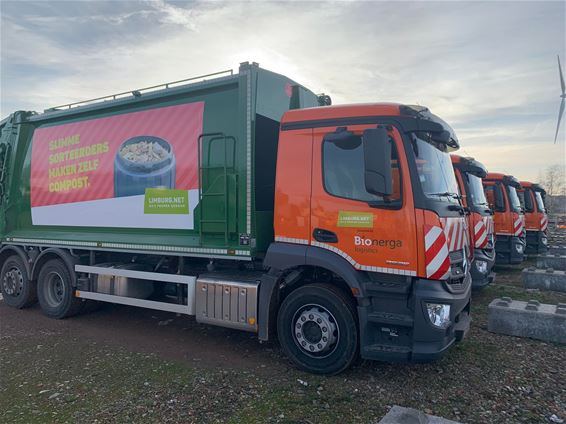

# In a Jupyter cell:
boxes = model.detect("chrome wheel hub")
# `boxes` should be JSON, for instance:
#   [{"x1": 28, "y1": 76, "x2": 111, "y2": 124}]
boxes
[
  {"x1": 293, "y1": 305, "x2": 338, "y2": 355},
  {"x1": 2, "y1": 267, "x2": 23, "y2": 297}
]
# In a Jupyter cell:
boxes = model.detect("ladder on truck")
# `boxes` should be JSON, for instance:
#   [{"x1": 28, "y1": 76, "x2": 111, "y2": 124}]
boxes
[
  {"x1": 0, "y1": 116, "x2": 16, "y2": 234},
  {"x1": 197, "y1": 133, "x2": 238, "y2": 246}
]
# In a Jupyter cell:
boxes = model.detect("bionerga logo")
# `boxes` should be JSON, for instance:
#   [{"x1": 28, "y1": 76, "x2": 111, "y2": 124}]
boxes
[{"x1": 354, "y1": 235, "x2": 402, "y2": 249}]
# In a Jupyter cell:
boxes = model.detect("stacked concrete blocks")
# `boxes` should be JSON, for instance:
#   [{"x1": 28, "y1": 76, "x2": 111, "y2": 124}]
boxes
[{"x1": 488, "y1": 297, "x2": 566, "y2": 344}]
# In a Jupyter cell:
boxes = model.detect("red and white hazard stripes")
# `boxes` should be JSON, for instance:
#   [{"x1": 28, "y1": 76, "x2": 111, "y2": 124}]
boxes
[
  {"x1": 474, "y1": 216, "x2": 494, "y2": 249},
  {"x1": 439, "y1": 217, "x2": 468, "y2": 252},
  {"x1": 424, "y1": 225, "x2": 450, "y2": 280},
  {"x1": 541, "y1": 215, "x2": 548, "y2": 232},
  {"x1": 513, "y1": 214, "x2": 525, "y2": 237}
]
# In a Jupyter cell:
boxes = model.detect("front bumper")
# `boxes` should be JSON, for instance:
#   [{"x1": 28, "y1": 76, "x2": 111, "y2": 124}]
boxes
[
  {"x1": 470, "y1": 248, "x2": 496, "y2": 289},
  {"x1": 525, "y1": 230, "x2": 548, "y2": 255},
  {"x1": 358, "y1": 272, "x2": 472, "y2": 363},
  {"x1": 495, "y1": 234, "x2": 525, "y2": 264}
]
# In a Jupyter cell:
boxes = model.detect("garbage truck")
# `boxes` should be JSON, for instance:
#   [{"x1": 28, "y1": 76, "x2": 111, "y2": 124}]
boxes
[
  {"x1": 518, "y1": 181, "x2": 548, "y2": 254},
  {"x1": 451, "y1": 155, "x2": 495, "y2": 289},
  {"x1": 482, "y1": 173, "x2": 525, "y2": 264},
  {"x1": 0, "y1": 62, "x2": 471, "y2": 374}
]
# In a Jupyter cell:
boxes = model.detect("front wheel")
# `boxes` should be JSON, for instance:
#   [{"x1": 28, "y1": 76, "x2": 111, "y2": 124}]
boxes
[{"x1": 277, "y1": 283, "x2": 359, "y2": 375}]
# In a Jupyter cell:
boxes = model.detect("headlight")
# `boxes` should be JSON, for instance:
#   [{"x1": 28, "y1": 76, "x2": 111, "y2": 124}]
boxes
[
  {"x1": 515, "y1": 243, "x2": 524, "y2": 253},
  {"x1": 475, "y1": 260, "x2": 488, "y2": 274},
  {"x1": 426, "y1": 303, "x2": 451, "y2": 329},
  {"x1": 541, "y1": 236, "x2": 548, "y2": 245}
]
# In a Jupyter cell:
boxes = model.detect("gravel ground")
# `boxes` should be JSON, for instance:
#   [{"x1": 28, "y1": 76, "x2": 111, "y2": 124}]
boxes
[{"x1": 1, "y1": 259, "x2": 565, "y2": 424}]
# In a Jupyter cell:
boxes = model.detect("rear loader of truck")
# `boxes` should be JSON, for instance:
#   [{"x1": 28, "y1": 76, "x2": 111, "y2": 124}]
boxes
[
  {"x1": 1, "y1": 63, "x2": 471, "y2": 374},
  {"x1": 482, "y1": 173, "x2": 526, "y2": 264},
  {"x1": 518, "y1": 181, "x2": 548, "y2": 254},
  {"x1": 451, "y1": 155, "x2": 495, "y2": 289}
]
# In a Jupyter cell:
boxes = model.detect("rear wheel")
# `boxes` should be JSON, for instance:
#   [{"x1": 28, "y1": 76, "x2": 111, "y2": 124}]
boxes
[
  {"x1": 277, "y1": 283, "x2": 359, "y2": 375},
  {"x1": 37, "y1": 259, "x2": 83, "y2": 319},
  {"x1": 0, "y1": 255, "x2": 37, "y2": 308}
]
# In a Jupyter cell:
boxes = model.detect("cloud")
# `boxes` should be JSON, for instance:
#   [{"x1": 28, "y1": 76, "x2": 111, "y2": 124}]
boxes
[{"x1": 1, "y1": 0, "x2": 564, "y2": 180}]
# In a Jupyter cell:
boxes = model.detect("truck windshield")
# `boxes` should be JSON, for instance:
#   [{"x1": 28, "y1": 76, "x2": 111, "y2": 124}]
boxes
[
  {"x1": 535, "y1": 191, "x2": 546, "y2": 212},
  {"x1": 506, "y1": 186, "x2": 522, "y2": 212},
  {"x1": 412, "y1": 135, "x2": 459, "y2": 204},
  {"x1": 465, "y1": 173, "x2": 488, "y2": 207}
]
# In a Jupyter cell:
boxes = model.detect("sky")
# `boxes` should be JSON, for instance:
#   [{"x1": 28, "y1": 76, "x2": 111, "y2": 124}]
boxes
[{"x1": 1, "y1": 0, "x2": 565, "y2": 182}]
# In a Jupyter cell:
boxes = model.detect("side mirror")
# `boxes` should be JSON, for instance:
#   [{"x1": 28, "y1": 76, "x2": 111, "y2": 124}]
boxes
[{"x1": 362, "y1": 127, "x2": 393, "y2": 196}]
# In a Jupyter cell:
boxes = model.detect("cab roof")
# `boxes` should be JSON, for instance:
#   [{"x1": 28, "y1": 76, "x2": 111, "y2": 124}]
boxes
[
  {"x1": 282, "y1": 103, "x2": 404, "y2": 123},
  {"x1": 520, "y1": 181, "x2": 546, "y2": 193},
  {"x1": 485, "y1": 172, "x2": 521, "y2": 188},
  {"x1": 451, "y1": 154, "x2": 488, "y2": 177},
  {"x1": 281, "y1": 103, "x2": 460, "y2": 150}
]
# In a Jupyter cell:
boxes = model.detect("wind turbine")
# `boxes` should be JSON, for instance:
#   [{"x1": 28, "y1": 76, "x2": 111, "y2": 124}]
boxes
[{"x1": 555, "y1": 55, "x2": 565, "y2": 143}]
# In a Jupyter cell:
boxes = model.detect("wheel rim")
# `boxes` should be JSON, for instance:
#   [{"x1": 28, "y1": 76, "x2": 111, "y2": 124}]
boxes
[
  {"x1": 44, "y1": 272, "x2": 65, "y2": 307},
  {"x1": 2, "y1": 267, "x2": 23, "y2": 297},
  {"x1": 291, "y1": 303, "x2": 339, "y2": 358}
]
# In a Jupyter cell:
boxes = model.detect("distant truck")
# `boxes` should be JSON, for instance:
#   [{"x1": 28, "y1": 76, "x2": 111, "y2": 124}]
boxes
[
  {"x1": 451, "y1": 155, "x2": 495, "y2": 289},
  {"x1": 0, "y1": 63, "x2": 471, "y2": 374},
  {"x1": 518, "y1": 181, "x2": 548, "y2": 254},
  {"x1": 482, "y1": 173, "x2": 526, "y2": 264}
]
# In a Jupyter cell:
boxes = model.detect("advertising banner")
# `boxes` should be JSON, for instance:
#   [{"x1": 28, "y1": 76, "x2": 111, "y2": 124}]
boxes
[{"x1": 30, "y1": 102, "x2": 204, "y2": 229}]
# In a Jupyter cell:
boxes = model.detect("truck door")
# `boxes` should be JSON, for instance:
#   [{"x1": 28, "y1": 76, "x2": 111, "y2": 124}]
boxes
[{"x1": 310, "y1": 125, "x2": 418, "y2": 276}]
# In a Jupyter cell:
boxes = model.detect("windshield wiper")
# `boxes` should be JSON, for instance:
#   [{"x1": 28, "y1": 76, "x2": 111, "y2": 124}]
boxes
[{"x1": 428, "y1": 192, "x2": 462, "y2": 200}]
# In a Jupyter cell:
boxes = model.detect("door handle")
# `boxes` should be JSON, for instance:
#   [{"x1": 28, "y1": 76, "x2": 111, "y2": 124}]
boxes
[{"x1": 313, "y1": 228, "x2": 338, "y2": 243}]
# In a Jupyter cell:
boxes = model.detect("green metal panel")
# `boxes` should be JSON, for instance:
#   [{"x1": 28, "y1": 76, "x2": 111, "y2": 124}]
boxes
[{"x1": 0, "y1": 63, "x2": 319, "y2": 259}]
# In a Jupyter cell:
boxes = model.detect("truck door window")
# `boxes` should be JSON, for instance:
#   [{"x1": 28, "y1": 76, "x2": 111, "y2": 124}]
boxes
[
  {"x1": 519, "y1": 190, "x2": 534, "y2": 212},
  {"x1": 484, "y1": 185, "x2": 505, "y2": 211},
  {"x1": 323, "y1": 133, "x2": 401, "y2": 206}
]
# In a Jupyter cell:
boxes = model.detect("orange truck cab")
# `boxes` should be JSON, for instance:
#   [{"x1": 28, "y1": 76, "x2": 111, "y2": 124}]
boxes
[
  {"x1": 482, "y1": 173, "x2": 525, "y2": 264},
  {"x1": 518, "y1": 181, "x2": 548, "y2": 254},
  {"x1": 265, "y1": 103, "x2": 471, "y2": 368},
  {"x1": 451, "y1": 155, "x2": 495, "y2": 289}
]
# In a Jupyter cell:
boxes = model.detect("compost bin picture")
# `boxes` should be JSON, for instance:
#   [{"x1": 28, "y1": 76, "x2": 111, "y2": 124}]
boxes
[{"x1": 29, "y1": 102, "x2": 204, "y2": 229}]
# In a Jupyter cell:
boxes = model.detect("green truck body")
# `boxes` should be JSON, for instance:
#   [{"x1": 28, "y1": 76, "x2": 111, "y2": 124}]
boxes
[{"x1": 0, "y1": 63, "x2": 319, "y2": 259}]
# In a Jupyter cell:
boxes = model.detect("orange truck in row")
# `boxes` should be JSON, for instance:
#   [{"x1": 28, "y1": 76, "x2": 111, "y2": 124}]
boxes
[
  {"x1": 482, "y1": 173, "x2": 526, "y2": 264},
  {"x1": 451, "y1": 156, "x2": 496, "y2": 289},
  {"x1": 518, "y1": 181, "x2": 548, "y2": 254}
]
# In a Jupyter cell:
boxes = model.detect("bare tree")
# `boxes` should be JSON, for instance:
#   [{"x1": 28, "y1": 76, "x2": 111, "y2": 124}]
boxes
[{"x1": 539, "y1": 164, "x2": 566, "y2": 214}]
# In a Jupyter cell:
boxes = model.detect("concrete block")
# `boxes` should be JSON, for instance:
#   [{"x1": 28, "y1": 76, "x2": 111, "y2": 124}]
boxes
[
  {"x1": 378, "y1": 406, "x2": 461, "y2": 424},
  {"x1": 522, "y1": 267, "x2": 566, "y2": 292},
  {"x1": 536, "y1": 255, "x2": 566, "y2": 270},
  {"x1": 488, "y1": 298, "x2": 566, "y2": 344}
]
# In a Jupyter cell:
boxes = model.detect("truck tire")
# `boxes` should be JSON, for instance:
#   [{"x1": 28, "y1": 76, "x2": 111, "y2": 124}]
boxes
[
  {"x1": 37, "y1": 259, "x2": 83, "y2": 319},
  {"x1": 0, "y1": 255, "x2": 37, "y2": 308},
  {"x1": 277, "y1": 283, "x2": 359, "y2": 375}
]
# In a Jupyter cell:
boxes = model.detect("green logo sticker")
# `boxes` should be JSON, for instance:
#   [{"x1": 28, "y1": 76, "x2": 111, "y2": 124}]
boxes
[
  {"x1": 144, "y1": 188, "x2": 189, "y2": 214},
  {"x1": 337, "y1": 211, "x2": 374, "y2": 228}
]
